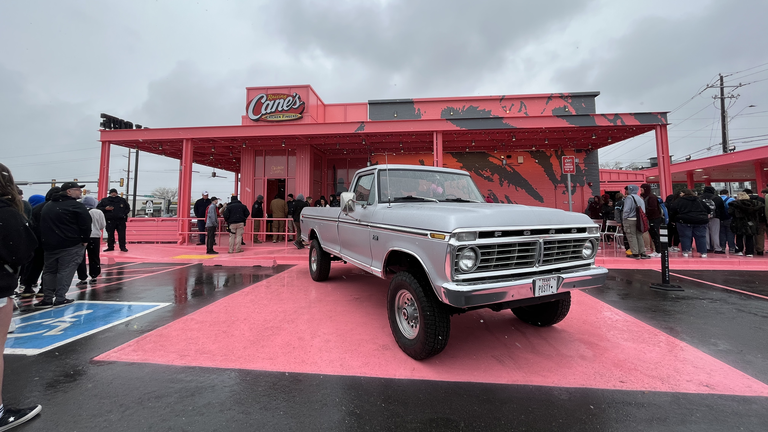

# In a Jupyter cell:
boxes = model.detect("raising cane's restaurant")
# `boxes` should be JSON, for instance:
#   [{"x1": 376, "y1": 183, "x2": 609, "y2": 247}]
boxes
[{"x1": 97, "y1": 84, "x2": 672, "y2": 245}]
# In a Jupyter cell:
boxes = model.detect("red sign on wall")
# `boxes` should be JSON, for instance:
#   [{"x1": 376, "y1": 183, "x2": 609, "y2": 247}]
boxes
[
  {"x1": 562, "y1": 156, "x2": 576, "y2": 174},
  {"x1": 247, "y1": 92, "x2": 306, "y2": 122}
]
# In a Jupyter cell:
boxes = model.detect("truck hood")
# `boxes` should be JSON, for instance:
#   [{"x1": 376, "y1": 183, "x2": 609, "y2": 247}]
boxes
[{"x1": 370, "y1": 203, "x2": 594, "y2": 232}]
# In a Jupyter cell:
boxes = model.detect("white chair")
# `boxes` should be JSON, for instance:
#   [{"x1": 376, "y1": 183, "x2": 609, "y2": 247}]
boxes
[{"x1": 602, "y1": 220, "x2": 620, "y2": 245}]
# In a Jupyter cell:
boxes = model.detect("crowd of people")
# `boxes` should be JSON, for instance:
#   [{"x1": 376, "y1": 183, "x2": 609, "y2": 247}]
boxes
[
  {"x1": 590, "y1": 184, "x2": 767, "y2": 259},
  {"x1": 192, "y1": 190, "x2": 342, "y2": 254}
]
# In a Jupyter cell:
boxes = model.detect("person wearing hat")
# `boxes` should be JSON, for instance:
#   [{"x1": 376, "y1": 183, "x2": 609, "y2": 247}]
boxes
[
  {"x1": 194, "y1": 191, "x2": 212, "y2": 246},
  {"x1": 222, "y1": 195, "x2": 249, "y2": 253},
  {"x1": 75, "y1": 196, "x2": 106, "y2": 284},
  {"x1": 36, "y1": 181, "x2": 92, "y2": 308},
  {"x1": 97, "y1": 188, "x2": 131, "y2": 252},
  {"x1": 205, "y1": 196, "x2": 220, "y2": 254},
  {"x1": 251, "y1": 195, "x2": 264, "y2": 243}
]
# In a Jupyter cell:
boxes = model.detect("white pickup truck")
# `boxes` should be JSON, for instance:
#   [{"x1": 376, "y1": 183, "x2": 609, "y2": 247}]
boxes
[{"x1": 300, "y1": 165, "x2": 607, "y2": 360}]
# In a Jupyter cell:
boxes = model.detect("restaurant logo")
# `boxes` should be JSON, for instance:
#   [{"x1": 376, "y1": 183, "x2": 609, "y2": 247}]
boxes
[{"x1": 247, "y1": 92, "x2": 305, "y2": 122}]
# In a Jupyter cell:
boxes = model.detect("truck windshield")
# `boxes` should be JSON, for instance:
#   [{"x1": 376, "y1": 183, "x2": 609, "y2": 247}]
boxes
[{"x1": 378, "y1": 169, "x2": 484, "y2": 203}]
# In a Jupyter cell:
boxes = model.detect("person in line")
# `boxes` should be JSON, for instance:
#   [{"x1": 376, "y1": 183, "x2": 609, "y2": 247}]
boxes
[
  {"x1": 718, "y1": 189, "x2": 736, "y2": 254},
  {"x1": 97, "y1": 188, "x2": 130, "y2": 252},
  {"x1": 251, "y1": 195, "x2": 264, "y2": 244},
  {"x1": 701, "y1": 186, "x2": 725, "y2": 254},
  {"x1": 600, "y1": 194, "x2": 614, "y2": 221},
  {"x1": 587, "y1": 196, "x2": 602, "y2": 219},
  {"x1": 19, "y1": 187, "x2": 60, "y2": 298},
  {"x1": 306, "y1": 196, "x2": 313, "y2": 207},
  {"x1": 640, "y1": 184, "x2": 662, "y2": 258},
  {"x1": 16, "y1": 194, "x2": 45, "y2": 298},
  {"x1": 329, "y1": 194, "x2": 341, "y2": 207},
  {"x1": 666, "y1": 191, "x2": 684, "y2": 252},
  {"x1": 729, "y1": 191, "x2": 764, "y2": 257},
  {"x1": 75, "y1": 196, "x2": 106, "y2": 285},
  {"x1": 622, "y1": 186, "x2": 650, "y2": 259},
  {"x1": 744, "y1": 188, "x2": 766, "y2": 256},
  {"x1": 270, "y1": 193, "x2": 288, "y2": 243},
  {"x1": 761, "y1": 188, "x2": 768, "y2": 255},
  {"x1": 314, "y1": 195, "x2": 328, "y2": 207},
  {"x1": 36, "y1": 182, "x2": 91, "y2": 308},
  {"x1": 222, "y1": 195, "x2": 249, "y2": 254},
  {"x1": 193, "y1": 191, "x2": 212, "y2": 246},
  {"x1": 292, "y1": 194, "x2": 308, "y2": 249},
  {"x1": 613, "y1": 192, "x2": 630, "y2": 255},
  {"x1": 0, "y1": 163, "x2": 43, "y2": 429},
  {"x1": 205, "y1": 197, "x2": 220, "y2": 255},
  {"x1": 670, "y1": 189, "x2": 709, "y2": 258},
  {"x1": 286, "y1": 194, "x2": 295, "y2": 241}
]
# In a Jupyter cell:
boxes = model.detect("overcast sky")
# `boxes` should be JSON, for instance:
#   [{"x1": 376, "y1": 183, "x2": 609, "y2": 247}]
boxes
[{"x1": 1, "y1": 0, "x2": 766, "y2": 202}]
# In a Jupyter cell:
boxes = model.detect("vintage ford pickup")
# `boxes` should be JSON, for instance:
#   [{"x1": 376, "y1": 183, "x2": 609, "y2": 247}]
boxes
[{"x1": 300, "y1": 165, "x2": 608, "y2": 360}]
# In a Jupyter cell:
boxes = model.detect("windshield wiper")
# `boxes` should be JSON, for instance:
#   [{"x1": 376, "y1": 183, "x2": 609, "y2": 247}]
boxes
[
  {"x1": 392, "y1": 196, "x2": 439, "y2": 203},
  {"x1": 442, "y1": 198, "x2": 480, "y2": 203}
]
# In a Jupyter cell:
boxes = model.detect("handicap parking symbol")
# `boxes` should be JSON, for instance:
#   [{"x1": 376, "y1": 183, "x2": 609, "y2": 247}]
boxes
[{"x1": 5, "y1": 301, "x2": 169, "y2": 355}]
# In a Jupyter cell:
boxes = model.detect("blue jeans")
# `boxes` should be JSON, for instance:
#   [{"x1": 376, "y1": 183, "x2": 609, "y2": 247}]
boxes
[
  {"x1": 719, "y1": 219, "x2": 736, "y2": 252},
  {"x1": 677, "y1": 223, "x2": 708, "y2": 254}
]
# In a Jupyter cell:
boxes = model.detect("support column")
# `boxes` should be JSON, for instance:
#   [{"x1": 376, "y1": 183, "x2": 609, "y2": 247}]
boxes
[
  {"x1": 296, "y1": 145, "x2": 312, "y2": 195},
  {"x1": 233, "y1": 172, "x2": 240, "y2": 196},
  {"x1": 654, "y1": 125, "x2": 673, "y2": 199},
  {"x1": 686, "y1": 171, "x2": 695, "y2": 190},
  {"x1": 240, "y1": 149, "x2": 256, "y2": 208},
  {"x1": 754, "y1": 161, "x2": 767, "y2": 191},
  {"x1": 178, "y1": 139, "x2": 194, "y2": 245},
  {"x1": 433, "y1": 132, "x2": 443, "y2": 167},
  {"x1": 98, "y1": 141, "x2": 111, "y2": 199}
]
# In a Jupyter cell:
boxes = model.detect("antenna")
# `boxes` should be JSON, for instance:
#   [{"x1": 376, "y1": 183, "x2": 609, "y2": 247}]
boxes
[{"x1": 386, "y1": 152, "x2": 391, "y2": 208}]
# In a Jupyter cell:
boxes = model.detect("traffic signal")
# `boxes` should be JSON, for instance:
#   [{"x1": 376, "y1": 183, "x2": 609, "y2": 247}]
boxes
[
  {"x1": 51, "y1": 179, "x2": 56, "y2": 188},
  {"x1": 83, "y1": 189, "x2": 88, "y2": 195},
  {"x1": 119, "y1": 178, "x2": 124, "y2": 187}
]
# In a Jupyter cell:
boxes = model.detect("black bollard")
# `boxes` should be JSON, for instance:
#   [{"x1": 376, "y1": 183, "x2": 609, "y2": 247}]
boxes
[{"x1": 650, "y1": 224, "x2": 684, "y2": 291}]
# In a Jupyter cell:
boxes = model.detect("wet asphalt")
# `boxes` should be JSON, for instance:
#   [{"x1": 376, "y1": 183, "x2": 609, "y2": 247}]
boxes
[{"x1": 4, "y1": 265, "x2": 768, "y2": 431}]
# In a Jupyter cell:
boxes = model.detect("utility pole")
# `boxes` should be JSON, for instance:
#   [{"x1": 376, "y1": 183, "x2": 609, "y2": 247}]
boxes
[
  {"x1": 719, "y1": 74, "x2": 729, "y2": 154},
  {"x1": 125, "y1": 149, "x2": 131, "y2": 197}
]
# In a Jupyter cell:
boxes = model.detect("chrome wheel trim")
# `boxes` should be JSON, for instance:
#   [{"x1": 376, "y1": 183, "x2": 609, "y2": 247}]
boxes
[
  {"x1": 395, "y1": 289, "x2": 419, "y2": 340},
  {"x1": 310, "y1": 247, "x2": 318, "y2": 272}
]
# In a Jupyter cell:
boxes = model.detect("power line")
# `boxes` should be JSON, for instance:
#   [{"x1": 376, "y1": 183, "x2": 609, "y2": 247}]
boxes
[{"x1": 723, "y1": 61, "x2": 768, "y2": 77}]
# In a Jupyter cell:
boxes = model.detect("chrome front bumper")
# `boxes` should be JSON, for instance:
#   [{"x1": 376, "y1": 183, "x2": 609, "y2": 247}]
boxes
[{"x1": 437, "y1": 266, "x2": 608, "y2": 308}]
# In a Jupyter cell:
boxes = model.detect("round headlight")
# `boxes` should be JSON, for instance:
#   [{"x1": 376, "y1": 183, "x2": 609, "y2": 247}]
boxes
[
  {"x1": 582, "y1": 239, "x2": 597, "y2": 259},
  {"x1": 458, "y1": 247, "x2": 478, "y2": 272}
]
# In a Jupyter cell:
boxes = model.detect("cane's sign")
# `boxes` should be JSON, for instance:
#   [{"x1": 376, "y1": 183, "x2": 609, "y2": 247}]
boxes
[{"x1": 247, "y1": 92, "x2": 305, "y2": 122}]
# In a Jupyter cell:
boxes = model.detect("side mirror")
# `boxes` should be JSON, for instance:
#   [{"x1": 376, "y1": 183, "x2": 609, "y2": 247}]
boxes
[{"x1": 340, "y1": 192, "x2": 356, "y2": 213}]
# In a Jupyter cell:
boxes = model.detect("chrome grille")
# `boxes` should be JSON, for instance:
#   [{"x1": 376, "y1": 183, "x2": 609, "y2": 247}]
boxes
[
  {"x1": 541, "y1": 239, "x2": 586, "y2": 266},
  {"x1": 455, "y1": 241, "x2": 538, "y2": 274}
]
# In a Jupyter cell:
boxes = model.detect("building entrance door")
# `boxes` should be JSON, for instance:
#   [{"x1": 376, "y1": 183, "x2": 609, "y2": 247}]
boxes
[{"x1": 266, "y1": 179, "x2": 286, "y2": 237}]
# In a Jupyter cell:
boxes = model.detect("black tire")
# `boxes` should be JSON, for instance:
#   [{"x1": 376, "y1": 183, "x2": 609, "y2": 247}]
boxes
[
  {"x1": 387, "y1": 271, "x2": 451, "y2": 360},
  {"x1": 309, "y1": 239, "x2": 331, "y2": 281},
  {"x1": 511, "y1": 292, "x2": 571, "y2": 327}
]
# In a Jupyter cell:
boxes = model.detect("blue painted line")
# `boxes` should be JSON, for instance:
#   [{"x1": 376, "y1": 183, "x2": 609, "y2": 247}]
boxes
[{"x1": 5, "y1": 301, "x2": 169, "y2": 355}]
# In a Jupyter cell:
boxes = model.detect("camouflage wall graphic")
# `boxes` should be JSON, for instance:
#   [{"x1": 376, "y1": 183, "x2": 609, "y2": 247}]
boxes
[{"x1": 369, "y1": 150, "x2": 599, "y2": 213}]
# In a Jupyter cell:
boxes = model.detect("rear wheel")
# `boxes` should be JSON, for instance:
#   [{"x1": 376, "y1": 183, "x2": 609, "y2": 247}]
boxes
[
  {"x1": 511, "y1": 292, "x2": 571, "y2": 327},
  {"x1": 387, "y1": 271, "x2": 450, "y2": 360},
  {"x1": 309, "y1": 239, "x2": 331, "y2": 281}
]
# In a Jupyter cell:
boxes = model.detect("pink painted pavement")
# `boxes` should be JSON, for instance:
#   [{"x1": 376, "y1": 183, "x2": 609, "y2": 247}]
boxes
[{"x1": 97, "y1": 264, "x2": 768, "y2": 396}]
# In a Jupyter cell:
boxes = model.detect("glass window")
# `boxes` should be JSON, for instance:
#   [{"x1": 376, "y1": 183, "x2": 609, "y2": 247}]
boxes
[
  {"x1": 378, "y1": 169, "x2": 484, "y2": 203},
  {"x1": 353, "y1": 173, "x2": 375, "y2": 205}
]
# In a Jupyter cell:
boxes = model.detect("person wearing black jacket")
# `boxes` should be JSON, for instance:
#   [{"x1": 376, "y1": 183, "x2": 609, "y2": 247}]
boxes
[
  {"x1": 193, "y1": 192, "x2": 211, "y2": 246},
  {"x1": 701, "y1": 186, "x2": 725, "y2": 254},
  {"x1": 18, "y1": 186, "x2": 60, "y2": 298},
  {"x1": 251, "y1": 195, "x2": 264, "y2": 243},
  {"x1": 640, "y1": 184, "x2": 662, "y2": 257},
  {"x1": 670, "y1": 189, "x2": 709, "y2": 257},
  {"x1": 292, "y1": 194, "x2": 308, "y2": 249},
  {"x1": 36, "y1": 182, "x2": 92, "y2": 308},
  {"x1": 97, "y1": 188, "x2": 130, "y2": 252},
  {"x1": 0, "y1": 163, "x2": 43, "y2": 429},
  {"x1": 222, "y1": 196, "x2": 250, "y2": 253},
  {"x1": 729, "y1": 191, "x2": 764, "y2": 257},
  {"x1": 744, "y1": 188, "x2": 766, "y2": 255}
]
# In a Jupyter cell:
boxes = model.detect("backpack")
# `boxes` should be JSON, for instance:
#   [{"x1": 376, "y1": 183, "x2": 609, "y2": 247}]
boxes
[
  {"x1": 701, "y1": 197, "x2": 716, "y2": 217},
  {"x1": 658, "y1": 197, "x2": 669, "y2": 225}
]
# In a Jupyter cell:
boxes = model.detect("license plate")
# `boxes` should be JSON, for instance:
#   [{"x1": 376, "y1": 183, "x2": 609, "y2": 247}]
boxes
[{"x1": 533, "y1": 276, "x2": 560, "y2": 296}]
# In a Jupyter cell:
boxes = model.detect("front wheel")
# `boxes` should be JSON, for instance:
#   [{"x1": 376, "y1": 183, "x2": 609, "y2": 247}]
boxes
[
  {"x1": 511, "y1": 292, "x2": 571, "y2": 327},
  {"x1": 309, "y1": 239, "x2": 331, "y2": 281},
  {"x1": 387, "y1": 271, "x2": 450, "y2": 360}
]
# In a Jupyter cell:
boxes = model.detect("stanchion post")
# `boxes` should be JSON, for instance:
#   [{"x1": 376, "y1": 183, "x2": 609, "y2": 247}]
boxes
[{"x1": 650, "y1": 224, "x2": 684, "y2": 291}]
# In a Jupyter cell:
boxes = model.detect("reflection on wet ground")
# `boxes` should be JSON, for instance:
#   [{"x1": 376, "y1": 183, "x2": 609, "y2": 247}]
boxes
[{"x1": 3, "y1": 265, "x2": 768, "y2": 431}]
